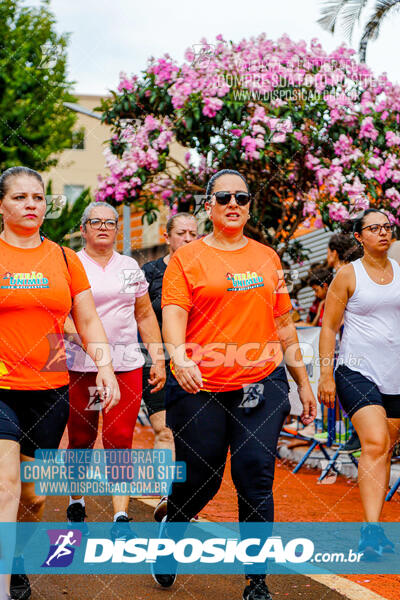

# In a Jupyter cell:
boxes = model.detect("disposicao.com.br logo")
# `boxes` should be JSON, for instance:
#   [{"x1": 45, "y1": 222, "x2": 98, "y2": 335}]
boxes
[
  {"x1": 83, "y1": 534, "x2": 314, "y2": 566},
  {"x1": 4, "y1": 522, "x2": 397, "y2": 575}
]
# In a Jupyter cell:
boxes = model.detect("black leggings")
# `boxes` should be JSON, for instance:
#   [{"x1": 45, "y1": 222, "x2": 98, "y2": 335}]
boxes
[{"x1": 165, "y1": 366, "x2": 290, "y2": 522}]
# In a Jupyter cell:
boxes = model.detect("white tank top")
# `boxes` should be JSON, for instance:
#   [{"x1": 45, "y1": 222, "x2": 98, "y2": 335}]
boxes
[{"x1": 337, "y1": 258, "x2": 400, "y2": 394}]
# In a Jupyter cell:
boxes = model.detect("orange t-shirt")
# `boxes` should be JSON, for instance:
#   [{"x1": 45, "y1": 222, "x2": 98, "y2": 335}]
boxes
[
  {"x1": 0, "y1": 238, "x2": 90, "y2": 390},
  {"x1": 162, "y1": 237, "x2": 292, "y2": 392}
]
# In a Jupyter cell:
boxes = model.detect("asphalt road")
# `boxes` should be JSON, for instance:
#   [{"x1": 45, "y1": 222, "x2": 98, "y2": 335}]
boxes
[{"x1": 28, "y1": 495, "x2": 350, "y2": 600}]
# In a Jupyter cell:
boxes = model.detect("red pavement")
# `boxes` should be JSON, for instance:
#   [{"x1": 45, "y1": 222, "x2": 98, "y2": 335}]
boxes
[{"x1": 56, "y1": 422, "x2": 400, "y2": 600}]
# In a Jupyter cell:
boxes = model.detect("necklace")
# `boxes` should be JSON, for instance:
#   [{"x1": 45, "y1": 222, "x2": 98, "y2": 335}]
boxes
[
  {"x1": 362, "y1": 257, "x2": 391, "y2": 283},
  {"x1": 380, "y1": 262, "x2": 390, "y2": 283}
]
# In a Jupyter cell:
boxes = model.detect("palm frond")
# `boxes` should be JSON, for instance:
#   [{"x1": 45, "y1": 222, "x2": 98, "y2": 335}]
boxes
[
  {"x1": 340, "y1": 0, "x2": 370, "y2": 39},
  {"x1": 359, "y1": 0, "x2": 400, "y2": 61},
  {"x1": 318, "y1": 0, "x2": 352, "y2": 33}
]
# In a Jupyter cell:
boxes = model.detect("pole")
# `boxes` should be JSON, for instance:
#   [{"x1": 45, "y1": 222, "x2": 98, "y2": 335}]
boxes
[{"x1": 123, "y1": 204, "x2": 131, "y2": 256}]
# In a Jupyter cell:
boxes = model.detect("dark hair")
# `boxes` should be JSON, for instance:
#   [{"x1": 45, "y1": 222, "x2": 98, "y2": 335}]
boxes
[
  {"x1": 206, "y1": 169, "x2": 249, "y2": 197},
  {"x1": 0, "y1": 166, "x2": 44, "y2": 200},
  {"x1": 351, "y1": 208, "x2": 389, "y2": 235},
  {"x1": 328, "y1": 233, "x2": 358, "y2": 262},
  {"x1": 308, "y1": 267, "x2": 333, "y2": 288},
  {"x1": 166, "y1": 212, "x2": 197, "y2": 235}
]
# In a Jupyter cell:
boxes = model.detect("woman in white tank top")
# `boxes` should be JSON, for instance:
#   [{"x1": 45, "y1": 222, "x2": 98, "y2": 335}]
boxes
[{"x1": 318, "y1": 209, "x2": 400, "y2": 559}]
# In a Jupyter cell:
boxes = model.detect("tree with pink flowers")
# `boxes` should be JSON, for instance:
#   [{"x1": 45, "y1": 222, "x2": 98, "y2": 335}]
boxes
[{"x1": 97, "y1": 34, "x2": 400, "y2": 257}]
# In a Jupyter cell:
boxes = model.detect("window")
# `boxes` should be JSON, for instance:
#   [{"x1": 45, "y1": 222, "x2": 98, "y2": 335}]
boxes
[
  {"x1": 68, "y1": 128, "x2": 85, "y2": 150},
  {"x1": 64, "y1": 185, "x2": 84, "y2": 206}
]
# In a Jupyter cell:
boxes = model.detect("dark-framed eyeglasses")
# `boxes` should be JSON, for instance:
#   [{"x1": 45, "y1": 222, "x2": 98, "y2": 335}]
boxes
[
  {"x1": 361, "y1": 223, "x2": 394, "y2": 235},
  {"x1": 86, "y1": 218, "x2": 118, "y2": 230},
  {"x1": 212, "y1": 191, "x2": 251, "y2": 206}
]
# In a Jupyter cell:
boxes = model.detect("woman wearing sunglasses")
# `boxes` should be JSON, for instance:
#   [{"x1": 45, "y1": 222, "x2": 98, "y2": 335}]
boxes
[
  {"x1": 64, "y1": 201, "x2": 165, "y2": 539},
  {"x1": 319, "y1": 208, "x2": 400, "y2": 559},
  {"x1": 155, "y1": 169, "x2": 316, "y2": 600}
]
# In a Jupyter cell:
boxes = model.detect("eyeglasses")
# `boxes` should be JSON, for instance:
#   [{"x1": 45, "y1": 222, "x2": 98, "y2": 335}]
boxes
[
  {"x1": 86, "y1": 218, "x2": 118, "y2": 230},
  {"x1": 212, "y1": 191, "x2": 251, "y2": 206},
  {"x1": 361, "y1": 223, "x2": 393, "y2": 235}
]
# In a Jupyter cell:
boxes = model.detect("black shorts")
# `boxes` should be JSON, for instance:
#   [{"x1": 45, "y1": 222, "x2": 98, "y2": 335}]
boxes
[
  {"x1": 0, "y1": 385, "x2": 69, "y2": 457},
  {"x1": 142, "y1": 361, "x2": 170, "y2": 417},
  {"x1": 335, "y1": 365, "x2": 400, "y2": 419}
]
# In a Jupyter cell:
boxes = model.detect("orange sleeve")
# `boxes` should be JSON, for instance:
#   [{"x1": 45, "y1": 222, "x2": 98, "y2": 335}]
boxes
[
  {"x1": 272, "y1": 252, "x2": 292, "y2": 318},
  {"x1": 63, "y1": 247, "x2": 91, "y2": 298},
  {"x1": 162, "y1": 252, "x2": 192, "y2": 312}
]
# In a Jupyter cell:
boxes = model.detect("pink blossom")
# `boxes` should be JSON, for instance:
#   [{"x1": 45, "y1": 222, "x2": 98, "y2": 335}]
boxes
[
  {"x1": 333, "y1": 135, "x2": 353, "y2": 157},
  {"x1": 241, "y1": 135, "x2": 263, "y2": 159},
  {"x1": 303, "y1": 200, "x2": 317, "y2": 217},
  {"x1": 202, "y1": 97, "x2": 223, "y2": 117},
  {"x1": 271, "y1": 132, "x2": 286, "y2": 143},
  {"x1": 386, "y1": 187, "x2": 400, "y2": 208},
  {"x1": 230, "y1": 128, "x2": 243, "y2": 137},
  {"x1": 117, "y1": 72, "x2": 135, "y2": 92},
  {"x1": 360, "y1": 117, "x2": 378, "y2": 141},
  {"x1": 314, "y1": 217, "x2": 323, "y2": 229},
  {"x1": 329, "y1": 202, "x2": 350, "y2": 222},
  {"x1": 294, "y1": 131, "x2": 308, "y2": 144},
  {"x1": 386, "y1": 131, "x2": 400, "y2": 147},
  {"x1": 391, "y1": 170, "x2": 400, "y2": 183},
  {"x1": 305, "y1": 154, "x2": 320, "y2": 170},
  {"x1": 385, "y1": 211, "x2": 396, "y2": 225},
  {"x1": 368, "y1": 156, "x2": 383, "y2": 168},
  {"x1": 364, "y1": 168, "x2": 376, "y2": 179}
]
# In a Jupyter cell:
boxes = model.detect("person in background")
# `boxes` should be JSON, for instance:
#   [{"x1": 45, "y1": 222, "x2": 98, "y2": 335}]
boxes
[
  {"x1": 327, "y1": 233, "x2": 363, "y2": 455},
  {"x1": 0, "y1": 168, "x2": 120, "y2": 600},
  {"x1": 141, "y1": 212, "x2": 198, "y2": 521},
  {"x1": 65, "y1": 201, "x2": 165, "y2": 540},
  {"x1": 388, "y1": 238, "x2": 400, "y2": 264},
  {"x1": 327, "y1": 232, "x2": 361, "y2": 272},
  {"x1": 319, "y1": 209, "x2": 400, "y2": 559},
  {"x1": 308, "y1": 267, "x2": 333, "y2": 327}
]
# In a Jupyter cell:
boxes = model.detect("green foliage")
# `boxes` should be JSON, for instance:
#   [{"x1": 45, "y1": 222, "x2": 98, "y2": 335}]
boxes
[
  {"x1": 0, "y1": 0, "x2": 77, "y2": 172},
  {"x1": 41, "y1": 181, "x2": 91, "y2": 245}
]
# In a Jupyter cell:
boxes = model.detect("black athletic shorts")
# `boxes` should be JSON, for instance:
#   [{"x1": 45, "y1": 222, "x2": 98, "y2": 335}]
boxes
[
  {"x1": 142, "y1": 361, "x2": 170, "y2": 417},
  {"x1": 335, "y1": 365, "x2": 400, "y2": 419},
  {"x1": 0, "y1": 385, "x2": 69, "y2": 457}
]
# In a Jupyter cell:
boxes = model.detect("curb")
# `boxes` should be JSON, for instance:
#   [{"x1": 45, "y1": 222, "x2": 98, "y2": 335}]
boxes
[{"x1": 309, "y1": 575, "x2": 387, "y2": 600}]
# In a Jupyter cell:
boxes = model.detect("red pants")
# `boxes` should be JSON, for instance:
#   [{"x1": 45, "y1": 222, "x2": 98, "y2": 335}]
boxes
[{"x1": 68, "y1": 370, "x2": 142, "y2": 450}]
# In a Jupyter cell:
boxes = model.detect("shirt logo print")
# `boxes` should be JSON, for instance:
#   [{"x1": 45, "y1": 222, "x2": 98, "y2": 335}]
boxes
[
  {"x1": 1, "y1": 271, "x2": 49, "y2": 289},
  {"x1": 226, "y1": 271, "x2": 264, "y2": 292}
]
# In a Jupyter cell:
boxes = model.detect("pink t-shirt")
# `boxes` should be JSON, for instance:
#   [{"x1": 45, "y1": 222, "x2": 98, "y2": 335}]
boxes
[{"x1": 66, "y1": 249, "x2": 148, "y2": 372}]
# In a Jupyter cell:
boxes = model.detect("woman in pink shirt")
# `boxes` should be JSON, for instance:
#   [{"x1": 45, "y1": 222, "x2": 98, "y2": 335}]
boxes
[{"x1": 65, "y1": 201, "x2": 165, "y2": 539}]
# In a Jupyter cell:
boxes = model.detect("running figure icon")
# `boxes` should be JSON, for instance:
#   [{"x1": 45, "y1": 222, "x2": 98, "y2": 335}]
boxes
[{"x1": 45, "y1": 531, "x2": 77, "y2": 566}]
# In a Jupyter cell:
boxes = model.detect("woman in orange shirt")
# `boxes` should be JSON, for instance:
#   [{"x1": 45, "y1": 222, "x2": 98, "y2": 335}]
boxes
[
  {"x1": 0, "y1": 167, "x2": 120, "y2": 600},
  {"x1": 157, "y1": 169, "x2": 317, "y2": 600}
]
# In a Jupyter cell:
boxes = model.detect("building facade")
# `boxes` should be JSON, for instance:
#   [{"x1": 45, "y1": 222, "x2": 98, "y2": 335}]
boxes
[{"x1": 44, "y1": 94, "x2": 168, "y2": 258}]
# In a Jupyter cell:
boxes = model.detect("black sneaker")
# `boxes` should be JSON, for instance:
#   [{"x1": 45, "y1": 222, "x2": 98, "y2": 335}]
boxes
[
  {"x1": 243, "y1": 576, "x2": 272, "y2": 600},
  {"x1": 110, "y1": 516, "x2": 134, "y2": 541},
  {"x1": 376, "y1": 525, "x2": 395, "y2": 553},
  {"x1": 67, "y1": 502, "x2": 88, "y2": 535},
  {"x1": 358, "y1": 524, "x2": 382, "y2": 561},
  {"x1": 151, "y1": 517, "x2": 177, "y2": 588},
  {"x1": 151, "y1": 572, "x2": 176, "y2": 588},
  {"x1": 153, "y1": 496, "x2": 168, "y2": 523},
  {"x1": 338, "y1": 431, "x2": 361, "y2": 454},
  {"x1": 10, "y1": 557, "x2": 31, "y2": 600}
]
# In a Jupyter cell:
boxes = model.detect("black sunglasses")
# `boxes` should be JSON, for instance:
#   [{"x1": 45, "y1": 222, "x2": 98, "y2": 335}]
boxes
[{"x1": 212, "y1": 191, "x2": 251, "y2": 206}]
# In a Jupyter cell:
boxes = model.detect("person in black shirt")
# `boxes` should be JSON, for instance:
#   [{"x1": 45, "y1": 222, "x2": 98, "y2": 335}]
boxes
[{"x1": 142, "y1": 212, "x2": 198, "y2": 520}]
